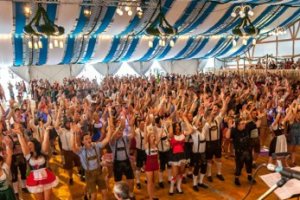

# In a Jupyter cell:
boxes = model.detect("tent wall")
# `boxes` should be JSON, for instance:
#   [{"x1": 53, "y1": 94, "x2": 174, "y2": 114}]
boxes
[{"x1": 10, "y1": 64, "x2": 84, "y2": 83}]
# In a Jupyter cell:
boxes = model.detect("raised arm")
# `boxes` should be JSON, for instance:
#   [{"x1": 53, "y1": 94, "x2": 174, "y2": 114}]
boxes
[
  {"x1": 14, "y1": 124, "x2": 30, "y2": 156},
  {"x1": 41, "y1": 127, "x2": 51, "y2": 154},
  {"x1": 182, "y1": 115, "x2": 194, "y2": 135},
  {"x1": 100, "y1": 107, "x2": 113, "y2": 147},
  {"x1": 3, "y1": 139, "x2": 12, "y2": 167}
]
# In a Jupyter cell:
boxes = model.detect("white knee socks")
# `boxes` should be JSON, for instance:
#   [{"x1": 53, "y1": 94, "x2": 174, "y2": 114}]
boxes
[
  {"x1": 199, "y1": 173, "x2": 205, "y2": 184},
  {"x1": 193, "y1": 175, "x2": 198, "y2": 186},
  {"x1": 169, "y1": 176, "x2": 176, "y2": 193},
  {"x1": 176, "y1": 175, "x2": 183, "y2": 192},
  {"x1": 216, "y1": 162, "x2": 222, "y2": 175},
  {"x1": 135, "y1": 170, "x2": 141, "y2": 184}
]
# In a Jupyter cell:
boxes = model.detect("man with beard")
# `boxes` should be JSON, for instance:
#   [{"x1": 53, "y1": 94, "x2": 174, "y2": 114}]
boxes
[{"x1": 55, "y1": 107, "x2": 81, "y2": 185}]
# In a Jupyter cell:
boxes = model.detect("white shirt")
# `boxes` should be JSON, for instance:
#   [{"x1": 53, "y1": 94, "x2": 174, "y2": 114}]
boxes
[
  {"x1": 191, "y1": 128, "x2": 206, "y2": 153},
  {"x1": 135, "y1": 128, "x2": 145, "y2": 150},
  {"x1": 58, "y1": 128, "x2": 73, "y2": 151},
  {"x1": 158, "y1": 127, "x2": 170, "y2": 152},
  {"x1": 202, "y1": 114, "x2": 223, "y2": 142}
]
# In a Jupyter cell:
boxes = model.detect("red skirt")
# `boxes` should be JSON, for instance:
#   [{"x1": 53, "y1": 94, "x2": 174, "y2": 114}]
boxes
[
  {"x1": 26, "y1": 168, "x2": 59, "y2": 193},
  {"x1": 145, "y1": 154, "x2": 159, "y2": 172}
]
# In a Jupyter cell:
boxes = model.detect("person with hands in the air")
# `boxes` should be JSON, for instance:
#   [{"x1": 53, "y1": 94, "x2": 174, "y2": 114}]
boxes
[
  {"x1": 72, "y1": 106, "x2": 113, "y2": 200},
  {"x1": 14, "y1": 123, "x2": 58, "y2": 200},
  {"x1": 0, "y1": 136, "x2": 16, "y2": 200}
]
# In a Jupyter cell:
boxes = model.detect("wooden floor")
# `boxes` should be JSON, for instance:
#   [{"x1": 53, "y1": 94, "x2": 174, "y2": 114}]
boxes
[{"x1": 21, "y1": 147, "x2": 300, "y2": 200}]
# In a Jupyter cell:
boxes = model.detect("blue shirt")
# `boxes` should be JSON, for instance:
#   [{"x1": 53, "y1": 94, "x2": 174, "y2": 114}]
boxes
[{"x1": 77, "y1": 142, "x2": 102, "y2": 171}]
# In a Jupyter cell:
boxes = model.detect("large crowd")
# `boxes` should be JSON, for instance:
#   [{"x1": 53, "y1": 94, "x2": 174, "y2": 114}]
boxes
[{"x1": 0, "y1": 73, "x2": 300, "y2": 200}]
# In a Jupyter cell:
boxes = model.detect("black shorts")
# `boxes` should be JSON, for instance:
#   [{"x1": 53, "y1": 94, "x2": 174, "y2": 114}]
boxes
[
  {"x1": 184, "y1": 142, "x2": 193, "y2": 162},
  {"x1": 250, "y1": 138, "x2": 260, "y2": 153},
  {"x1": 159, "y1": 150, "x2": 170, "y2": 171},
  {"x1": 136, "y1": 149, "x2": 146, "y2": 168},
  {"x1": 63, "y1": 150, "x2": 81, "y2": 170},
  {"x1": 206, "y1": 141, "x2": 222, "y2": 160},
  {"x1": 113, "y1": 159, "x2": 134, "y2": 182}
]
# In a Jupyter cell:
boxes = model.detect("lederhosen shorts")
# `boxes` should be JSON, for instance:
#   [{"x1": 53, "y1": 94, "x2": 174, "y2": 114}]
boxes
[
  {"x1": 184, "y1": 142, "x2": 193, "y2": 164},
  {"x1": 84, "y1": 146, "x2": 107, "y2": 193},
  {"x1": 136, "y1": 148, "x2": 146, "y2": 168},
  {"x1": 159, "y1": 150, "x2": 171, "y2": 171},
  {"x1": 85, "y1": 168, "x2": 107, "y2": 193},
  {"x1": 62, "y1": 150, "x2": 81, "y2": 170},
  {"x1": 113, "y1": 138, "x2": 134, "y2": 182},
  {"x1": 205, "y1": 140, "x2": 222, "y2": 160}
]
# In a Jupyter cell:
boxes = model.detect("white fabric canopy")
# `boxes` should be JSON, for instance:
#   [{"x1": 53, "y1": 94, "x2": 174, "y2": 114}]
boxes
[
  {"x1": 93, "y1": 62, "x2": 122, "y2": 76},
  {"x1": 10, "y1": 64, "x2": 84, "y2": 83},
  {"x1": 128, "y1": 61, "x2": 153, "y2": 76}
]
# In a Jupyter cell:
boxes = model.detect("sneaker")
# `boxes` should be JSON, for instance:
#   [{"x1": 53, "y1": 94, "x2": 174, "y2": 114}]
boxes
[
  {"x1": 207, "y1": 176, "x2": 213, "y2": 182},
  {"x1": 216, "y1": 174, "x2": 225, "y2": 181},
  {"x1": 193, "y1": 185, "x2": 199, "y2": 192},
  {"x1": 69, "y1": 178, "x2": 74, "y2": 185},
  {"x1": 198, "y1": 183, "x2": 208, "y2": 189},
  {"x1": 136, "y1": 183, "x2": 141, "y2": 189},
  {"x1": 234, "y1": 178, "x2": 241, "y2": 186},
  {"x1": 159, "y1": 182, "x2": 164, "y2": 188}
]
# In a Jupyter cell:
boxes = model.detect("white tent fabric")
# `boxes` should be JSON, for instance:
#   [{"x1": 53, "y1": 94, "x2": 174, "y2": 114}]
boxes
[
  {"x1": 93, "y1": 62, "x2": 122, "y2": 76},
  {"x1": 10, "y1": 64, "x2": 84, "y2": 83},
  {"x1": 10, "y1": 66, "x2": 30, "y2": 82},
  {"x1": 160, "y1": 59, "x2": 200, "y2": 74},
  {"x1": 159, "y1": 61, "x2": 174, "y2": 74},
  {"x1": 198, "y1": 59, "x2": 208, "y2": 72},
  {"x1": 128, "y1": 61, "x2": 153, "y2": 76},
  {"x1": 0, "y1": 1, "x2": 13, "y2": 68}
]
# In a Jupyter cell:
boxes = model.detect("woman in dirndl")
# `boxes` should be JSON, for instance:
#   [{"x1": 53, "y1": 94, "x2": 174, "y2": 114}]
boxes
[
  {"x1": 167, "y1": 119, "x2": 186, "y2": 195},
  {"x1": 0, "y1": 137, "x2": 16, "y2": 200},
  {"x1": 14, "y1": 124, "x2": 58, "y2": 200},
  {"x1": 267, "y1": 107, "x2": 288, "y2": 171},
  {"x1": 144, "y1": 125, "x2": 159, "y2": 200}
]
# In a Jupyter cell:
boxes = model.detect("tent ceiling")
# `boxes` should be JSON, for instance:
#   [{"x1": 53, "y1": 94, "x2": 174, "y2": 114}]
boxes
[{"x1": 0, "y1": 0, "x2": 299, "y2": 67}]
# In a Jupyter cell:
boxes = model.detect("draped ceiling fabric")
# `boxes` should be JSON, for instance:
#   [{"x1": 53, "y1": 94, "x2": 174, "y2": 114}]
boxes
[{"x1": 0, "y1": 0, "x2": 298, "y2": 68}]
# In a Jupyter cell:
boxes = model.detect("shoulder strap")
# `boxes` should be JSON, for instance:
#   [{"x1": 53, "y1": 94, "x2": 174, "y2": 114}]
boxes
[{"x1": 93, "y1": 145, "x2": 101, "y2": 169}]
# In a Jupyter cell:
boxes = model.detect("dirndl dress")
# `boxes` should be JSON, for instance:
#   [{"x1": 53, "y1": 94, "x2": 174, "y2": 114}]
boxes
[
  {"x1": 25, "y1": 154, "x2": 59, "y2": 193},
  {"x1": 169, "y1": 134, "x2": 186, "y2": 166},
  {"x1": 0, "y1": 163, "x2": 16, "y2": 200},
  {"x1": 145, "y1": 148, "x2": 159, "y2": 172},
  {"x1": 269, "y1": 126, "x2": 287, "y2": 156}
]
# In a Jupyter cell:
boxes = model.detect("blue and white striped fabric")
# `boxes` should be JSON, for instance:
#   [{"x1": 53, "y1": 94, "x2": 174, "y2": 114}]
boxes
[{"x1": 4, "y1": 0, "x2": 300, "y2": 67}]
